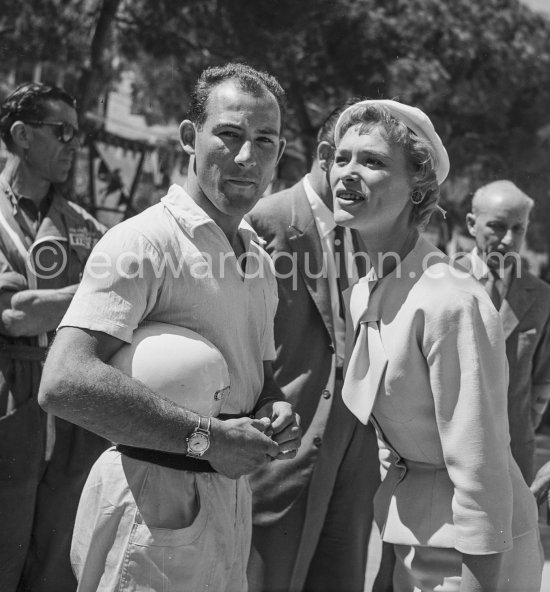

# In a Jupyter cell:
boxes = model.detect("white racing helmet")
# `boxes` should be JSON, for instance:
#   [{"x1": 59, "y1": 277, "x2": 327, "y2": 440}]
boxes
[{"x1": 109, "y1": 321, "x2": 230, "y2": 417}]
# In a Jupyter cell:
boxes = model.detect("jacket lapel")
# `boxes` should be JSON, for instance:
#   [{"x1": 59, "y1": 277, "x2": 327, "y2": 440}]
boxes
[
  {"x1": 350, "y1": 231, "x2": 368, "y2": 278},
  {"x1": 501, "y1": 274, "x2": 536, "y2": 339},
  {"x1": 462, "y1": 251, "x2": 531, "y2": 340},
  {"x1": 286, "y1": 185, "x2": 334, "y2": 342}
]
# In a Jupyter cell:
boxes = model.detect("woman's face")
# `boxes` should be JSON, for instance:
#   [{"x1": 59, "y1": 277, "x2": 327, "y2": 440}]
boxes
[{"x1": 330, "y1": 124, "x2": 413, "y2": 234}]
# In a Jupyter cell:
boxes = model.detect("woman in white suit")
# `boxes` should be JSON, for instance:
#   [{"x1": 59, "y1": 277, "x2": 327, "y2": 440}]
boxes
[{"x1": 331, "y1": 100, "x2": 542, "y2": 591}]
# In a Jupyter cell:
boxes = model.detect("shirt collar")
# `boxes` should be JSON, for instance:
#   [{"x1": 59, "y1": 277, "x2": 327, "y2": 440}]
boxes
[
  {"x1": 160, "y1": 183, "x2": 262, "y2": 245},
  {"x1": 0, "y1": 172, "x2": 55, "y2": 217},
  {"x1": 161, "y1": 184, "x2": 215, "y2": 236},
  {"x1": 350, "y1": 236, "x2": 434, "y2": 325},
  {"x1": 303, "y1": 174, "x2": 335, "y2": 239},
  {"x1": 364, "y1": 234, "x2": 426, "y2": 282},
  {"x1": 470, "y1": 248, "x2": 491, "y2": 280},
  {"x1": 470, "y1": 247, "x2": 514, "y2": 289}
]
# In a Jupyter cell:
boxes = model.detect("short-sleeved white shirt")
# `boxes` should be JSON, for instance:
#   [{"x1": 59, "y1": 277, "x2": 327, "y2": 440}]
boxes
[{"x1": 60, "y1": 184, "x2": 278, "y2": 414}]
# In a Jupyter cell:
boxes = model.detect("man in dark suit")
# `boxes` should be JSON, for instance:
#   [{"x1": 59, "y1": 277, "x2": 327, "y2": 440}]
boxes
[
  {"x1": 246, "y1": 105, "x2": 380, "y2": 592},
  {"x1": 459, "y1": 180, "x2": 550, "y2": 485}
]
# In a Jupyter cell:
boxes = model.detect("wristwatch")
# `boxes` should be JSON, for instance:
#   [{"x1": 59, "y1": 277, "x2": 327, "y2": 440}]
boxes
[{"x1": 186, "y1": 416, "x2": 211, "y2": 457}]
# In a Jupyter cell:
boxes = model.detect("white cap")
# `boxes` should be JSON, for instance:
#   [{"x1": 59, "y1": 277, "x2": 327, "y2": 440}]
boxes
[
  {"x1": 334, "y1": 99, "x2": 450, "y2": 184},
  {"x1": 109, "y1": 321, "x2": 230, "y2": 417}
]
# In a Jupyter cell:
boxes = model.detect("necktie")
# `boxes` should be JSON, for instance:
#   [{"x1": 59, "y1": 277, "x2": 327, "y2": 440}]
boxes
[
  {"x1": 485, "y1": 268, "x2": 502, "y2": 310},
  {"x1": 334, "y1": 225, "x2": 349, "y2": 319}
]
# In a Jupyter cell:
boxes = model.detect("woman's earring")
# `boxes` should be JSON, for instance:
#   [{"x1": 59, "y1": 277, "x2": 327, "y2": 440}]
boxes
[{"x1": 411, "y1": 191, "x2": 424, "y2": 205}]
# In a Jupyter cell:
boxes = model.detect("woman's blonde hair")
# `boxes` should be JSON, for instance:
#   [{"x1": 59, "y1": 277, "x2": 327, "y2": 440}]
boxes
[{"x1": 336, "y1": 103, "x2": 440, "y2": 230}]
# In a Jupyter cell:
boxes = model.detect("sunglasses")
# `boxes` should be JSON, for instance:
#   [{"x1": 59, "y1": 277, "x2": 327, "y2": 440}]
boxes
[{"x1": 23, "y1": 120, "x2": 79, "y2": 144}]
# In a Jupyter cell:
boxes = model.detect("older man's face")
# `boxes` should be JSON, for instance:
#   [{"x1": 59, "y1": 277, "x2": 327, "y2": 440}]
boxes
[
  {"x1": 25, "y1": 99, "x2": 79, "y2": 184},
  {"x1": 467, "y1": 190, "x2": 530, "y2": 268}
]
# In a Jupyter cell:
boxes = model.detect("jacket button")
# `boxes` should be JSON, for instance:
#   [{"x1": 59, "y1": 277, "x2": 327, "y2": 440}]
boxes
[
  {"x1": 313, "y1": 436, "x2": 322, "y2": 447},
  {"x1": 322, "y1": 389, "x2": 331, "y2": 399}
]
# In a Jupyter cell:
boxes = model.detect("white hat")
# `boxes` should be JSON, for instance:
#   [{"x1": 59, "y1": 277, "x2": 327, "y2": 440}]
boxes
[
  {"x1": 109, "y1": 321, "x2": 230, "y2": 417},
  {"x1": 334, "y1": 99, "x2": 450, "y2": 184}
]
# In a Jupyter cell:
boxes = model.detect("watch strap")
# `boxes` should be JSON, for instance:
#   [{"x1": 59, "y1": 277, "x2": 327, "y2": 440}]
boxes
[{"x1": 197, "y1": 415, "x2": 211, "y2": 434}]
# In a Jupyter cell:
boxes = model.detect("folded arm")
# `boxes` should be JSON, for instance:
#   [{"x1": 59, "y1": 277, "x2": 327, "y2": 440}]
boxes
[
  {"x1": 0, "y1": 285, "x2": 78, "y2": 337},
  {"x1": 39, "y1": 326, "x2": 281, "y2": 479},
  {"x1": 427, "y1": 291, "x2": 511, "y2": 588}
]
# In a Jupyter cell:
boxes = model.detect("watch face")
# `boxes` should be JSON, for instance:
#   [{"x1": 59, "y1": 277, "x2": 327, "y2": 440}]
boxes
[{"x1": 188, "y1": 432, "x2": 209, "y2": 454}]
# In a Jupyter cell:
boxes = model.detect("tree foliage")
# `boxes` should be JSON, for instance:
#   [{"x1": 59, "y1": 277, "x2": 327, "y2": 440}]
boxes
[
  {"x1": 2, "y1": 0, "x2": 550, "y2": 210},
  {"x1": 0, "y1": 0, "x2": 122, "y2": 119},
  {"x1": 116, "y1": 0, "x2": 550, "y2": 185},
  {"x1": 0, "y1": 0, "x2": 93, "y2": 84}
]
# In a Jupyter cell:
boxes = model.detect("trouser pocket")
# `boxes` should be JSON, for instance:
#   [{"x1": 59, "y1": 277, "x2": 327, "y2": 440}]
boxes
[{"x1": 117, "y1": 471, "x2": 212, "y2": 592}]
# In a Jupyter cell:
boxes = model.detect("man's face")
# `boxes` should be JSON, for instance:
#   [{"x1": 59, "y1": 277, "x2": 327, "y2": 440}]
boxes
[
  {"x1": 467, "y1": 190, "x2": 530, "y2": 268},
  {"x1": 190, "y1": 80, "x2": 285, "y2": 223},
  {"x1": 25, "y1": 99, "x2": 79, "y2": 184}
]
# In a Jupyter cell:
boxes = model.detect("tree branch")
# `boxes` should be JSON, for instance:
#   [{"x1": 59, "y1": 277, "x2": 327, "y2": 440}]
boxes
[{"x1": 76, "y1": 0, "x2": 122, "y2": 118}]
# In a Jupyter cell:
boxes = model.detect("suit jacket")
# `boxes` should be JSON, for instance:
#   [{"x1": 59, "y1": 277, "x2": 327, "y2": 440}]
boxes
[
  {"x1": 457, "y1": 251, "x2": 550, "y2": 484},
  {"x1": 247, "y1": 179, "x2": 377, "y2": 590},
  {"x1": 344, "y1": 237, "x2": 537, "y2": 553}
]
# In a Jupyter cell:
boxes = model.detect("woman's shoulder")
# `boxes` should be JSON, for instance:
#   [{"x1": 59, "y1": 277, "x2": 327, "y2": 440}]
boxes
[
  {"x1": 411, "y1": 251, "x2": 495, "y2": 320},
  {"x1": 404, "y1": 257, "x2": 504, "y2": 351},
  {"x1": 376, "y1": 240, "x2": 489, "y2": 318}
]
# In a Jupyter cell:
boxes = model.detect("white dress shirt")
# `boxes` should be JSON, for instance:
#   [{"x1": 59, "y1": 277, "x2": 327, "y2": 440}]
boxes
[{"x1": 303, "y1": 175, "x2": 357, "y2": 366}]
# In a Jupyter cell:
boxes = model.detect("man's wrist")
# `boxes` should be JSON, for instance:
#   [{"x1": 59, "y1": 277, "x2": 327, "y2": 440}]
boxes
[
  {"x1": 185, "y1": 415, "x2": 211, "y2": 457},
  {"x1": 199, "y1": 417, "x2": 222, "y2": 461}
]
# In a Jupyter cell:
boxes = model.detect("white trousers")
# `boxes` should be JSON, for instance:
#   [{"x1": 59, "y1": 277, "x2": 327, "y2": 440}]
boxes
[{"x1": 71, "y1": 447, "x2": 252, "y2": 592}]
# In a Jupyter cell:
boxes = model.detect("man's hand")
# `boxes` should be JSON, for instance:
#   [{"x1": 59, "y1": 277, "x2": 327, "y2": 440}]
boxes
[
  {"x1": 531, "y1": 460, "x2": 550, "y2": 507},
  {"x1": 204, "y1": 416, "x2": 280, "y2": 479},
  {"x1": 0, "y1": 286, "x2": 77, "y2": 337},
  {"x1": 255, "y1": 400, "x2": 302, "y2": 460}
]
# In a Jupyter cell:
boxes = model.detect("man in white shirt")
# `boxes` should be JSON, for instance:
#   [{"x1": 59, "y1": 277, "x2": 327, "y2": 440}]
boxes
[
  {"x1": 38, "y1": 63, "x2": 301, "y2": 592},
  {"x1": 247, "y1": 104, "x2": 380, "y2": 592}
]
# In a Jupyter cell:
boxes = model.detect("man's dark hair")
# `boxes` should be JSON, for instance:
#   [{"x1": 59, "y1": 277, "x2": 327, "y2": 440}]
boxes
[
  {"x1": 314, "y1": 97, "x2": 362, "y2": 159},
  {"x1": 0, "y1": 82, "x2": 76, "y2": 152},
  {"x1": 188, "y1": 63, "x2": 286, "y2": 131}
]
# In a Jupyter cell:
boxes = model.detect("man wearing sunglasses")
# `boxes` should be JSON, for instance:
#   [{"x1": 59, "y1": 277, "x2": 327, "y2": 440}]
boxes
[{"x1": 0, "y1": 82, "x2": 107, "y2": 592}]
